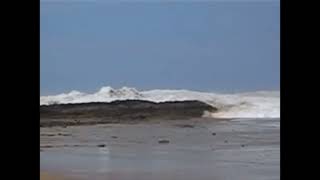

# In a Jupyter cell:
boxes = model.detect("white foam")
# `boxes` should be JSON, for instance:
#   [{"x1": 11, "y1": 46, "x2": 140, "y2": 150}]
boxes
[{"x1": 40, "y1": 86, "x2": 280, "y2": 119}]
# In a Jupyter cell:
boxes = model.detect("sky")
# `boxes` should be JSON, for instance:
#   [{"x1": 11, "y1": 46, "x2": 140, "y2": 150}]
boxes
[{"x1": 40, "y1": 0, "x2": 280, "y2": 95}]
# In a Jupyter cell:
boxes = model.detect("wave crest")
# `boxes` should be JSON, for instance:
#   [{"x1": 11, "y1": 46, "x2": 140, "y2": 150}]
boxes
[{"x1": 40, "y1": 86, "x2": 280, "y2": 119}]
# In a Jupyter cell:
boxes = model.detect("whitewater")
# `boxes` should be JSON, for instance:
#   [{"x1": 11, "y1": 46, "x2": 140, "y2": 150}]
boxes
[{"x1": 40, "y1": 86, "x2": 280, "y2": 119}]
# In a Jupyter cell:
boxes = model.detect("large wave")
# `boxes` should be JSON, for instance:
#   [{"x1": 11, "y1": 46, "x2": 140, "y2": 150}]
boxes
[{"x1": 40, "y1": 86, "x2": 280, "y2": 119}]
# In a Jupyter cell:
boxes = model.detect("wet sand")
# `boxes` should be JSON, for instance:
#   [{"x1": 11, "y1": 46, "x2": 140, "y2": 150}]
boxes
[
  {"x1": 40, "y1": 172, "x2": 67, "y2": 180},
  {"x1": 40, "y1": 118, "x2": 280, "y2": 180}
]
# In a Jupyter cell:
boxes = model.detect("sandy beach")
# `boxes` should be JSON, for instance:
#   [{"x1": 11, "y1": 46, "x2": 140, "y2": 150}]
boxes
[
  {"x1": 40, "y1": 117, "x2": 279, "y2": 180},
  {"x1": 40, "y1": 172, "x2": 67, "y2": 180}
]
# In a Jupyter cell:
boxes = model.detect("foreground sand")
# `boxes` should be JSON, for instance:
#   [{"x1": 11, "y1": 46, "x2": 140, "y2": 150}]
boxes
[
  {"x1": 40, "y1": 118, "x2": 280, "y2": 180},
  {"x1": 40, "y1": 172, "x2": 65, "y2": 180}
]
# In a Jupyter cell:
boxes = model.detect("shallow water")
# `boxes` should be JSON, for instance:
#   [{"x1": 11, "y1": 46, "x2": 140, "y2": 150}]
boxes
[{"x1": 40, "y1": 118, "x2": 280, "y2": 180}]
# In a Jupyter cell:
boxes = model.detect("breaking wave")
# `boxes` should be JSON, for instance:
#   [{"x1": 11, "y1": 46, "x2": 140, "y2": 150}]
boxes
[{"x1": 40, "y1": 86, "x2": 280, "y2": 119}]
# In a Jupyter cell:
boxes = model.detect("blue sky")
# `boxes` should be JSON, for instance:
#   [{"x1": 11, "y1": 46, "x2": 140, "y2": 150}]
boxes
[{"x1": 40, "y1": 1, "x2": 279, "y2": 95}]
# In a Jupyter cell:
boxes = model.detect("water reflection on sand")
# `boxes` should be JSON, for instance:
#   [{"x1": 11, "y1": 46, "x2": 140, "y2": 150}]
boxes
[{"x1": 40, "y1": 118, "x2": 280, "y2": 180}]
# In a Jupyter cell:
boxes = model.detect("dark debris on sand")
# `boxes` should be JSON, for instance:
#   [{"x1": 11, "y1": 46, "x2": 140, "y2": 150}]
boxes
[
  {"x1": 174, "y1": 124, "x2": 195, "y2": 128},
  {"x1": 158, "y1": 139, "x2": 170, "y2": 144}
]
